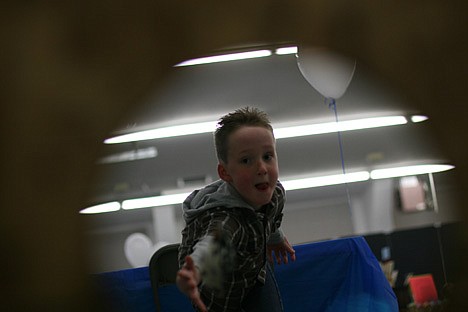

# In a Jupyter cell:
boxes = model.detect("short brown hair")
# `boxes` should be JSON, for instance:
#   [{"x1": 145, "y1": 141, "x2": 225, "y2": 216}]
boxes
[{"x1": 214, "y1": 107, "x2": 274, "y2": 163}]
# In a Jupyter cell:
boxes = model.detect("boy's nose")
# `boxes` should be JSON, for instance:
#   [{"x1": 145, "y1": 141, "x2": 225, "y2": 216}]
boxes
[{"x1": 257, "y1": 161, "x2": 267, "y2": 175}]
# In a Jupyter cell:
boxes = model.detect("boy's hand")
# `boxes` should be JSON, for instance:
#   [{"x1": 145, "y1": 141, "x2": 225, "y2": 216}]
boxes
[
  {"x1": 267, "y1": 237, "x2": 296, "y2": 265},
  {"x1": 176, "y1": 256, "x2": 207, "y2": 312}
]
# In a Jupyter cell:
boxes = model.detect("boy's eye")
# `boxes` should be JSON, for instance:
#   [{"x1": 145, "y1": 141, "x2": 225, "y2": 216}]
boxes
[
  {"x1": 263, "y1": 153, "x2": 274, "y2": 161},
  {"x1": 240, "y1": 157, "x2": 250, "y2": 164}
]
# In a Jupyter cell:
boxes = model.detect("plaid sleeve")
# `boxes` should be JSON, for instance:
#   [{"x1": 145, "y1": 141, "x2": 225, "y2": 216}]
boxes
[{"x1": 188, "y1": 208, "x2": 242, "y2": 268}]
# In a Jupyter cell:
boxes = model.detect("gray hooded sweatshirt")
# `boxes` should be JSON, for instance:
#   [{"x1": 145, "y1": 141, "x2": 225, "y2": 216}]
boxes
[
  {"x1": 179, "y1": 180, "x2": 285, "y2": 284},
  {"x1": 178, "y1": 179, "x2": 286, "y2": 299}
]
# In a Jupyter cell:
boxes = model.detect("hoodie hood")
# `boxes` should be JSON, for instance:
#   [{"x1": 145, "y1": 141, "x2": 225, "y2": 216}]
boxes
[{"x1": 182, "y1": 179, "x2": 253, "y2": 224}]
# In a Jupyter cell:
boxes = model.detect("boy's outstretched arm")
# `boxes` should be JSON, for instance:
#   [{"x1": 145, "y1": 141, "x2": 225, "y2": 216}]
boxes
[
  {"x1": 267, "y1": 236, "x2": 296, "y2": 265},
  {"x1": 176, "y1": 256, "x2": 207, "y2": 312}
]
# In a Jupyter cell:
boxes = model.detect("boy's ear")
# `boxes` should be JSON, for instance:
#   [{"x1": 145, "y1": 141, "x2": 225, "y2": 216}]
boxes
[{"x1": 217, "y1": 163, "x2": 232, "y2": 182}]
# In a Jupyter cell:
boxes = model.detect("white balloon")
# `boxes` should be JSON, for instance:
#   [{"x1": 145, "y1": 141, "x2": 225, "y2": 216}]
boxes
[
  {"x1": 296, "y1": 47, "x2": 356, "y2": 100},
  {"x1": 124, "y1": 233, "x2": 154, "y2": 268}
]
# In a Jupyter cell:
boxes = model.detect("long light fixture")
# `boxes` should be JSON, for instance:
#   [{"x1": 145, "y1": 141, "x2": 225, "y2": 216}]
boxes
[
  {"x1": 281, "y1": 171, "x2": 370, "y2": 191},
  {"x1": 104, "y1": 121, "x2": 217, "y2": 144},
  {"x1": 174, "y1": 50, "x2": 272, "y2": 67},
  {"x1": 114, "y1": 172, "x2": 372, "y2": 211},
  {"x1": 104, "y1": 115, "x2": 413, "y2": 144},
  {"x1": 80, "y1": 201, "x2": 121, "y2": 214},
  {"x1": 411, "y1": 115, "x2": 429, "y2": 123},
  {"x1": 275, "y1": 46, "x2": 298, "y2": 55},
  {"x1": 273, "y1": 116, "x2": 407, "y2": 139},
  {"x1": 370, "y1": 164, "x2": 454, "y2": 180},
  {"x1": 174, "y1": 46, "x2": 298, "y2": 67},
  {"x1": 121, "y1": 193, "x2": 191, "y2": 210},
  {"x1": 97, "y1": 146, "x2": 158, "y2": 164},
  {"x1": 80, "y1": 163, "x2": 454, "y2": 213}
]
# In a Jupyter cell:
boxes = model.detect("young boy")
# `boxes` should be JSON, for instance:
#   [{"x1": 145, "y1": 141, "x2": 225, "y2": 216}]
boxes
[{"x1": 176, "y1": 107, "x2": 296, "y2": 312}]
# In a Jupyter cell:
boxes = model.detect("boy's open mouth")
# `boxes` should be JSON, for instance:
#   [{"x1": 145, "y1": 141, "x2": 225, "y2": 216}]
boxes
[{"x1": 255, "y1": 182, "x2": 269, "y2": 190}]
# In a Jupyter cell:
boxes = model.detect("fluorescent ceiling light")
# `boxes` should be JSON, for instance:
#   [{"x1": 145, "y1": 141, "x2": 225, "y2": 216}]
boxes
[
  {"x1": 104, "y1": 121, "x2": 217, "y2": 144},
  {"x1": 281, "y1": 171, "x2": 370, "y2": 191},
  {"x1": 370, "y1": 164, "x2": 454, "y2": 180},
  {"x1": 105, "y1": 115, "x2": 409, "y2": 144},
  {"x1": 411, "y1": 115, "x2": 429, "y2": 123},
  {"x1": 97, "y1": 147, "x2": 158, "y2": 164},
  {"x1": 275, "y1": 46, "x2": 298, "y2": 55},
  {"x1": 122, "y1": 192, "x2": 191, "y2": 210},
  {"x1": 174, "y1": 50, "x2": 272, "y2": 67},
  {"x1": 274, "y1": 116, "x2": 407, "y2": 139},
  {"x1": 80, "y1": 201, "x2": 120, "y2": 214},
  {"x1": 81, "y1": 163, "x2": 454, "y2": 213},
  {"x1": 120, "y1": 173, "x2": 370, "y2": 210}
]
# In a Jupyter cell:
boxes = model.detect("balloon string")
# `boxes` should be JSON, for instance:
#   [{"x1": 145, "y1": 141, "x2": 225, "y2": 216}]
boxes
[{"x1": 326, "y1": 97, "x2": 353, "y2": 218}]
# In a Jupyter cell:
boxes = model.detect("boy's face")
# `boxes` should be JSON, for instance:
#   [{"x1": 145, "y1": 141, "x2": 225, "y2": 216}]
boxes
[{"x1": 217, "y1": 126, "x2": 279, "y2": 209}]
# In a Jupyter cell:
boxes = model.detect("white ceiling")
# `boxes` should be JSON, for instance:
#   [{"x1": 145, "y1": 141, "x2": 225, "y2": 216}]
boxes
[{"x1": 84, "y1": 49, "x2": 448, "y2": 225}]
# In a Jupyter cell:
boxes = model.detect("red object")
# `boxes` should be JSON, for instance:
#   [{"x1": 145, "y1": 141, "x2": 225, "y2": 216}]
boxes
[{"x1": 408, "y1": 274, "x2": 438, "y2": 304}]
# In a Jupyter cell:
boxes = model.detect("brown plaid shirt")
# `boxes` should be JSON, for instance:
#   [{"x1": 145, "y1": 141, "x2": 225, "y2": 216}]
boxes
[{"x1": 178, "y1": 182, "x2": 285, "y2": 312}]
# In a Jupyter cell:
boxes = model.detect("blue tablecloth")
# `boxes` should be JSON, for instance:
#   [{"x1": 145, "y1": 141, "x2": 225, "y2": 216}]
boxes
[
  {"x1": 275, "y1": 236, "x2": 397, "y2": 311},
  {"x1": 92, "y1": 236, "x2": 397, "y2": 311}
]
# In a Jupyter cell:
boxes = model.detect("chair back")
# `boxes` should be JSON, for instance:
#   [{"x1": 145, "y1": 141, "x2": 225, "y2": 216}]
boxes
[{"x1": 149, "y1": 243, "x2": 181, "y2": 311}]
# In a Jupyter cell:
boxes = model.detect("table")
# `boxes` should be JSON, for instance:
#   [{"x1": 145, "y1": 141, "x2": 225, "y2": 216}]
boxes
[
  {"x1": 92, "y1": 236, "x2": 398, "y2": 311},
  {"x1": 275, "y1": 236, "x2": 398, "y2": 311}
]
